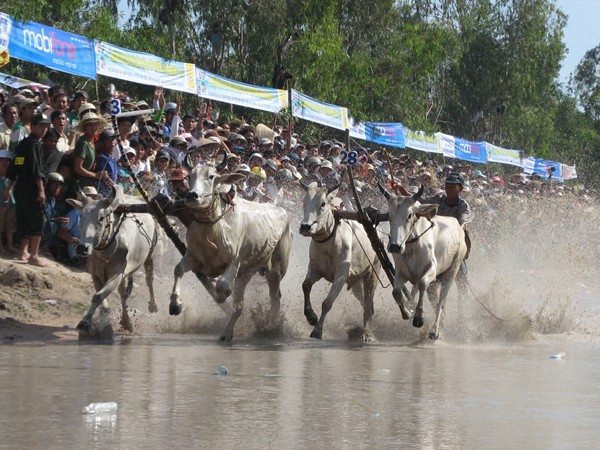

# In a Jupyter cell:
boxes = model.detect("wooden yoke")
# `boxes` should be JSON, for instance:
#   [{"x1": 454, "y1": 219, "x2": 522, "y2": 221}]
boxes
[{"x1": 344, "y1": 129, "x2": 395, "y2": 285}]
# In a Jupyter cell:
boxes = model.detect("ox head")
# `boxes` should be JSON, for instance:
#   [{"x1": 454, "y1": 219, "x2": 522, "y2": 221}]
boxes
[
  {"x1": 66, "y1": 185, "x2": 123, "y2": 256},
  {"x1": 185, "y1": 152, "x2": 245, "y2": 209},
  {"x1": 299, "y1": 180, "x2": 341, "y2": 236},
  {"x1": 378, "y1": 183, "x2": 438, "y2": 253}
]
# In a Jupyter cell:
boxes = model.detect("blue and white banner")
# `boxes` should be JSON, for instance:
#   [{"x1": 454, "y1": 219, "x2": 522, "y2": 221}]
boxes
[
  {"x1": 95, "y1": 41, "x2": 196, "y2": 93},
  {"x1": 8, "y1": 17, "x2": 96, "y2": 79},
  {"x1": 523, "y1": 157, "x2": 562, "y2": 178},
  {"x1": 196, "y1": 68, "x2": 287, "y2": 113},
  {"x1": 0, "y1": 71, "x2": 49, "y2": 89},
  {"x1": 291, "y1": 89, "x2": 349, "y2": 130},
  {"x1": 439, "y1": 133, "x2": 487, "y2": 164},
  {"x1": 362, "y1": 122, "x2": 405, "y2": 148},
  {"x1": 486, "y1": 142, "x2": 522, "y2": 167},
  {"x1": 404, "y1": 127, "x2": 441, "y2": 154}
]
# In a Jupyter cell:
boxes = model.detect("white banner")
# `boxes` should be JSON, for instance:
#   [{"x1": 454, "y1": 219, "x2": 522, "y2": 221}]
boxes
[
  {"x1": 486, "y1": 142, "x2": 522, "y2": 167},
  {"x1": 404, "y1": 127, "x2": 441, "y2": 154},
  {"x1": 95, "y1": 41, "x2": 196, "y2": 93},
  {"x1": 196, "y1": 67, "x2": 287, "y2": 113},
  {"x1": 291, "y1": 89, "x2": 349, "y2": 131}
]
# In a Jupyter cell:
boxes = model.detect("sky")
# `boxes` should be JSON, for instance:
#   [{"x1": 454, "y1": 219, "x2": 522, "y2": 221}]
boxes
[{"x1": 557, "y1": 0, "x2": 600, "y2": 82}]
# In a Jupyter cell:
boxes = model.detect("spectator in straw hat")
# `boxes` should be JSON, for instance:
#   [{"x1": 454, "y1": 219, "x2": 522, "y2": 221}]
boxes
[{"x1": 67, "y1": 111, "x2": 107, "y2": 198}]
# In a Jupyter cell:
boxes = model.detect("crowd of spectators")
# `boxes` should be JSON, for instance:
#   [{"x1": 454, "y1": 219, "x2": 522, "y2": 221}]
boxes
[{"x1": 0, "y1": 84, "x2": 593, "y2": 269}]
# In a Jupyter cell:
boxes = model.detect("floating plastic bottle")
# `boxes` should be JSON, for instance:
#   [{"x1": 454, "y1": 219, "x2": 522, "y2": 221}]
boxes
[
  {"x1": 549, "y1": 351, "x2": 566, "y2": 360},
  {"x1": 82, "y1": 402, "x2": 118, "y2": 414},
  {"x1": 214, "y1": 366, "x2": 228, "y2": 376}
]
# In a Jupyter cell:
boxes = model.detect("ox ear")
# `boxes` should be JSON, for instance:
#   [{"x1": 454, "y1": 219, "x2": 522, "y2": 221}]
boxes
[
  {"x1": 415, "y1": 203, "x2": 438, "y2": 219},
  {"x1": 216, "y1": 172, "x2": 246, "y2": 186},
  {"x1": 66, "y1": 198, "x2": 83, "y2": 210}
]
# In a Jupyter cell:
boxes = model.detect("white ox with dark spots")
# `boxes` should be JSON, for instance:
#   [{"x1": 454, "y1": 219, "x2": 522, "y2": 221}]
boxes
[
  {"x1": 379, "y1": 184, "x2": 467, "y2": 339},
  {"x1": 67, "y1": 185, "x2": 158, "y2": 334},
  {"x1": 169, "y1": 155, "x2": 292, "y2": 341},
  {"x1": 299, "y1": 182, "x2": 381, "y2": 342}
]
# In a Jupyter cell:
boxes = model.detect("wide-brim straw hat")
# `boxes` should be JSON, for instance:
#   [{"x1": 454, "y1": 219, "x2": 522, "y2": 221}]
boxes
[{"x1": 76, "y1": 112, "x2": 106, "y2": 131}]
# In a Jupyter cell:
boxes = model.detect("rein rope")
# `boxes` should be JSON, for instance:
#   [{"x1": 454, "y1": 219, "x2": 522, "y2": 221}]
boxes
[{"x1": 330, "y1": 204, "x2": 391, "y2": 289}]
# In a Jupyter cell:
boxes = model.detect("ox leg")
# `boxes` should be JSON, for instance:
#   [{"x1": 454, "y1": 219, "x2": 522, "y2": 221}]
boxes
[
  {"x1": 220, "y1": 271, "x2": 252, "y2": 342},
  {"x1": 169, "y1": 253, "x2": 197, "y2": 316},
  {"x1": 77, "y1": 271, "x2": 125, "y2": 331},
  {"x1": 427, "y1": 282, "x2": 444, "y2": 339},
  {"x1": 302, "y1": 267, "x2": 321, "y2": 326},
  {"x1": 311, "y1": 265, "x2": 349, "y2": 340},
  {"x1": 118, "y1": 277, "x2": 134, "y2": 332},
  {"x1": 429, "y1": 263, "x2": 462, "y2": 340},
  {"x1": 265, "y1": 272, "x2": 283, "y2": 320},
  {"x1": 361, "y1": 272, "x2": 378, "y2": 343},
  {"x1": 144, "y1": 255, "x2": 158, "y2": 313},
  {"x1": 413, "y1": 267, "x2": 437, "y2": 329},
  {"x1": 392, "y1": 279, "x2": 412, "y2": 320}
]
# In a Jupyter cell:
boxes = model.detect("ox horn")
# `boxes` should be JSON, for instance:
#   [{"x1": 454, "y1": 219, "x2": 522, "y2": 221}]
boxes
[
  {"x1": 215, "y1": 150, "x2": 228, "y2": 173},
  {"x1": 183, "y1": 153, "x2": 194, "y2": 171},
  {"x1": 378, "y1": 181, "x2": 391, "y2": 200},
  {"x1": 327, "y1": 181, "x2": 342, "y2": 195},
  {"x1": 412, "y1": 183, "x2": 424, "y2": 202}
]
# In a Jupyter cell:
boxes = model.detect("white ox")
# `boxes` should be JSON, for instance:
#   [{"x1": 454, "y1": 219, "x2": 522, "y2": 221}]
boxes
[
  {"x1": 299, "y1": 182, "x2": 381, "y2": 342},
  {"x1": 379, "y1": 184, "x2": 467, "y2": 339},
  {"x1": 67, "y1": 185, "x2": 158, "y2": 333},
  {"x1": 169, "y1": 156, "x2": 293, "y2": 341}
]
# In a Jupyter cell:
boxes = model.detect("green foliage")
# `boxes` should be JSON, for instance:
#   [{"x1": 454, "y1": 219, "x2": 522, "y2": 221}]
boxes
[{"x1": 1, "y1": 0, "x2": 598, "y2": 183}]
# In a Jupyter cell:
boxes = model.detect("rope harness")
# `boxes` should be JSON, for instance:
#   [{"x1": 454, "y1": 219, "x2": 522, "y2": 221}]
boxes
[
  {"x1": 191, "y1": 191, "x2": 236, "y2": 225},
  {"x1": 94, "y1": 209, "x2": 158, "y2": 251}
]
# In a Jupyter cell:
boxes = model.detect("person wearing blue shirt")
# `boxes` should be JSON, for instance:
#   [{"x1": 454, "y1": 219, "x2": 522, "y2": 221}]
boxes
[{"x1": 94, "y1": 128, "x2": 119, "y2": 197}]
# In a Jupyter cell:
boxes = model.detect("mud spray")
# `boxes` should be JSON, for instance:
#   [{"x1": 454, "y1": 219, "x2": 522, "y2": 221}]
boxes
[{"x1": 113, "y1": 188, "x2": 600, "y2": 344}]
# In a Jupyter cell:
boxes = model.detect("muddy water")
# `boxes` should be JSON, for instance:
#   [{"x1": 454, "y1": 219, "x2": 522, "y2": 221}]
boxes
[
  {"x1": 1, "y1": 337, "x2": 600, "y2": 449},
  {"x1": 3, "y1": 195, "x2": 600, "y2": 449}
]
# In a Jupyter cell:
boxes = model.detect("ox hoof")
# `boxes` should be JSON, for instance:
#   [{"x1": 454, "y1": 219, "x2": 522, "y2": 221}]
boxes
[
  {"x1": 76, "y1": 319, "x2": 92, "y2": 331},
  {"x1": 148, "y1": 302, "x2": 158, "y2": 313},
  {"x1": 219, "y1": 334, "x2": 233, "y2": 342},
  {"x1": 304, "y1": 309, "x2": 318, "y2": 326},
  {"x1": 429, "y1": 331, "x2": 439, "y2": 340},
  {"x1": 413, "y1": 316, "x2": 424, "y2": 328},
  {"x1": 362, "y1": 334, "x2": 377, "y2": 344},
  {"x1": 169, "y1": 303, "x2": 183, "y2": 316},
  {"x1": 310, "y1": 328, "x2": 322, "y2": 340}
]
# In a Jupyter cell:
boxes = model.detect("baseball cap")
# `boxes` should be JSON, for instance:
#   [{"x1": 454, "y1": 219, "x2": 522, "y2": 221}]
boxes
[
  {"x1": 82, "y1": 186, "x2": 102, "y2": 199},
  {"x1": 47, "y1": 172, "x2": 65, "y2": 184},
  {"x1": 20, "y1": 98, "x2": 40, "y2": 111},
  {"x1": 0, "y1": 150, "x2": 12, "y2": 159},
  {"x1": 155, "y1": 150, "x2": 171, "y2": 161},
  {"x1": 98, "y1": 128, "x2": 117, "y2": 140},
  {"x1": 31, "y1": 113, "x2": 51, "y2": 125},
  {"x1": 445, "y1": 172, "x2": 465, "y2": 186},
  {"x1": 236, "y1": 164, "x2": 252, "y2": 174}
]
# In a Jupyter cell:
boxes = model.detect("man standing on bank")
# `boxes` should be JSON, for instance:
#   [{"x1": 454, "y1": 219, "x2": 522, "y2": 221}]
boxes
[{"x1": 3, "y1": 114, "x2": 52, "y2": 267}]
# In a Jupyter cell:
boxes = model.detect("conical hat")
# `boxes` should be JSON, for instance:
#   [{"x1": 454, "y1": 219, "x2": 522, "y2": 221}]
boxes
[{"x1": 255, "y1": 123, "x2": 275, "y2": 145}]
